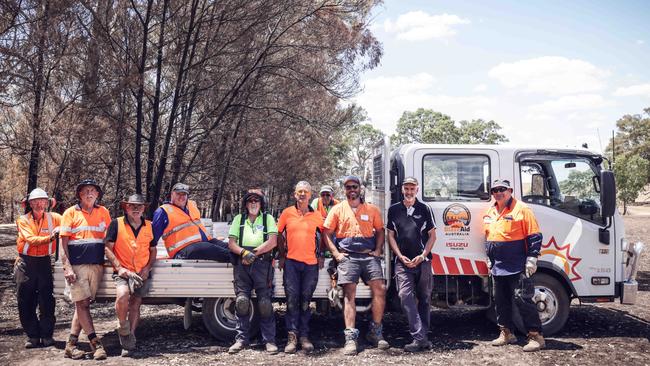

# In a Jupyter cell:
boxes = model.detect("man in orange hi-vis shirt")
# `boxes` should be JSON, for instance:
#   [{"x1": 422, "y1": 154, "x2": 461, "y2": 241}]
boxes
[
  {"x1": 15, "y1": 188, "x2": 61, "y2": 349},
  {"x1": 484, "y1": 178, "x2": 544, "y2": 352}
]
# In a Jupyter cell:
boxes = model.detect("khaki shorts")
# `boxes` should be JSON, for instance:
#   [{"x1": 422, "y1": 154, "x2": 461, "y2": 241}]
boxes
[{"x1": 66, "y1": 264, "x2": 103, "y2": 302}]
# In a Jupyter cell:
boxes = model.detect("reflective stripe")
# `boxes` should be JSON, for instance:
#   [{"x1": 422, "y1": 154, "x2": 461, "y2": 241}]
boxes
[
  {"x1": 46, "y1": 213, "x2": 53, "y2": 255},
  {"x1": 68, "y1": 238, "x2": 104, "y2": 245},
  {"x1": 22, "y1": 243, "x2": 30, "y2": 255},
  {"x1": 69, "y1": 222, "x2": 106, "y2": 233},
  {"x1": 162, "y1": 220, "x2": 202, "y2": 239},
  {"x1": 166, "y1": 234, "x2": 202, "y2": 254}
]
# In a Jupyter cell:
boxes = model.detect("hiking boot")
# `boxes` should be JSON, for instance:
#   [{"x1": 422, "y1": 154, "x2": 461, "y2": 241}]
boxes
[
  {"x1": 121, "y1": 349, "x2": 131, "y2": 357},
  {"x1": 89, "y1": 337, "x2": 107, "y2": 360},
  {"x1": 343, "y1": 328, "x2": 359, "y2": 356},
  {"x1": 404, "y1": 339, "x2": 430, "y2": 353},
  {"x1": 491, "y1": 327, "x2": 517, "y2": 346},
  {"x1": 523, "y1": 331, "x2": 545, "y2": 352},
  {"x1": 228, "y1": 340, "x2": 248, "y2": 354},
  {"x1": 266, "y1": 342, "x2": 279, "y2": 354},
  {"x1": 366, "y1": 322, "x2": 390, "y2": 350},
  {"x1": 41, "y1": 337, "x2": 55, "y2": 347},
  {"x1": 285, "y1": 331, "x2": 298, "y2": 354},
  {"x1": 25, "y1": 338, "x2": 40, "y2": 349},
  {"x1": 299, "y1": 336, "x2": 314, "y2": 353},
  {"x1": 64, "y1": 337, "x2": 85, "y2": 359}
]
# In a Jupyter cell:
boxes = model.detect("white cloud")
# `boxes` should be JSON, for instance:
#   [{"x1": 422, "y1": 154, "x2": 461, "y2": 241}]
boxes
[
  {"x1": 355, "y1": 73, "x2": 496, "y2": 133},
  {"x1": 527, "y1": 94, "x2": 614, "y2": 117},
  {"x1": 637, "y1": 40, "x2": 645, "y2": 45},
  {"x1": 383, "y1": 11, "x2": 470, "y2": 41},
  {"x1": 473, "y1": 84, "x2": 487, "y2": 93},
  {"x1": 488, "y1": 56, "x2": 610, "y2": 95},
  {"x1": 613, "y1": 83, "x2": 650, "y2": 97}
]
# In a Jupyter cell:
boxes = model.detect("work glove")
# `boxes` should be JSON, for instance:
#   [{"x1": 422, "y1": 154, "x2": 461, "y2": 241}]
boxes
[
  {"x1": 13, "y1": 257, "x2": 29, "y2": 284},
  {"x1": 127, "y1": 272, "x2": 144, "y2": 293},
  {"x1": 486, "y1": 257, "x2": 493, "y2": 270},
  {"x1": 525, "y1": 256, "x2": 538, "y2": 278},
  {"x1": 240, "y1": 249, "x2": 257, "y2": 265}
]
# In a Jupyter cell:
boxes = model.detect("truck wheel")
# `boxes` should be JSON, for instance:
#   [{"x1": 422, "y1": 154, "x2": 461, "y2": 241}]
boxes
[
  {"x1": 512, "y1": 273, "x2": 570, "y2": 336},
  {"x1": 202, "y1": 297, "x2": 259, "y2": 341}
]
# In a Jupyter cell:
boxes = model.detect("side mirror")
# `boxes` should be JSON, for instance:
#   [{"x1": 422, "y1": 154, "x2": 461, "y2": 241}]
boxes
[{"x1": 600, "y1": 170, "x2": 616, "y2": 218}]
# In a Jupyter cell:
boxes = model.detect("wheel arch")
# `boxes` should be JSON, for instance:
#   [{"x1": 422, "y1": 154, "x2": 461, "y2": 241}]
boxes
[{"x1": 537, "y1": 261, "x2": 577, "y2": 299}]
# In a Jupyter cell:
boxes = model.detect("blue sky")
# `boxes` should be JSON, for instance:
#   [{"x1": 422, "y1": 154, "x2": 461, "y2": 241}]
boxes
[{"x1": 354, "y1": 0, "x2": 650, "y2": 152}]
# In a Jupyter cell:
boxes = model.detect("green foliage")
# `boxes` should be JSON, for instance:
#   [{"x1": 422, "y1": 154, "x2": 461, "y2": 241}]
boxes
[
  {"x1": 607, "y1": 107, "x2": 650, "y2": 182},
  {"x1": 559, "y1": 170, "x2": 596, "y2": 200},
  {"x1": 390, "y1": 108, "x2": 508, "y2": 146},
  {"x1": 614, "y1": 153, "x2": 650, "y2": 210}
]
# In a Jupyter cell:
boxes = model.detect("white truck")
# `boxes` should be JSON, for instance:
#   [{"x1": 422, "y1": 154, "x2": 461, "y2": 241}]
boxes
[
  {"x1": 371, "y1": 139, "x2": 643, "y2": 335},
  {"x1": 53, "y1": 140, "x2": 644, "y2": 339}
]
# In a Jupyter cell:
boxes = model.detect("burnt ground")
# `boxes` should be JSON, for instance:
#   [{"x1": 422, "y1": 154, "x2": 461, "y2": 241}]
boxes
[{"x1": 0, "y1": 218, "x2": 649, "y2": 366}]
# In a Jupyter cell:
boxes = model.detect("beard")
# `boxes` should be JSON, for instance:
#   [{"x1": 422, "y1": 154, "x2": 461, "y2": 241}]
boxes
[{"x1": 346, "y1": 191, "x2": 359, "y2": 200}]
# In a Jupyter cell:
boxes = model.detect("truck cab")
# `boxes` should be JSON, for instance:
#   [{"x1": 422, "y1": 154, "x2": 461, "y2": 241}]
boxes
[{"x1": 371, "y1": 139, "x2": 644, "y2": 335}]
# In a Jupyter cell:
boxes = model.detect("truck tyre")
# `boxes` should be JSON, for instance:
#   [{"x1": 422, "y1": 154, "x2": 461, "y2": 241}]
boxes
[
  {"x1": 512, "y1": 273, "x2": 570, "y2": 336},
  {"x1": 202, "y1": 297, "x2": 259, "y2": 341}
]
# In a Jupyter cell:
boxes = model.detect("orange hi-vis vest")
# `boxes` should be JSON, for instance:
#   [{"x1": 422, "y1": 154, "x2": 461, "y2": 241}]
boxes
[
  {"x1": 16, "y1": 212, "x2": 61, "y2": 257},
  {"x1": 161, "y1": 200, "x2": 211, "y2": 257},
  {"x1": 317, "y1": 197, "x2": 339, "y2": 219},
  {"x1": 113, "y1": 216, "x2": 153, "y2": 273}
]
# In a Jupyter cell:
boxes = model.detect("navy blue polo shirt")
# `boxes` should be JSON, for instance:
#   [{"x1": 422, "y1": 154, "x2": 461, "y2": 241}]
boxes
[{"x1": 386, "y1": 199, "x2": 436, "y2": 260}]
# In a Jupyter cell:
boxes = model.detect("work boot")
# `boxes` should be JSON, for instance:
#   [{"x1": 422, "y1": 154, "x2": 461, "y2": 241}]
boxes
[
  {"x1": 404, "y1": 339, "x2": 431, "y2": 353},
  {"x1": 121, "y1": 349, "x2": 131, "y2": 357},
  {"x1": 118, "y1": 320, "x2": 136, "y2": 350},
  {"x1": 300, "y1": 336, "x2": 315, "y2": 353},
  {"x1": 41, "y1": 337, "x2": 55, "y2": 347},
  {"x1": 343, "y1": 328, "x2": 359, "y2": 356},
  {"x1": 228, "y1": 340, "x2": 248, "y2": 354},
  {"x1": 266, "y1": 342, "x2": 279, "y2": 354},
  {"x1": 285, "y1": 331, "x2": 298, "y2": 354},
  {"x1": 366, "y1": 322, "x2": 390, "y2": 350},
  {"x1": 523, "y1": 331, "x2": 545, "y2": 352},
  {"x1": 25, "y1": 338, "x2": 40, "y2": 349},
  {"x1": 89, "y1": 337, "x2": 108, "y2": 360},
  {"x1": 64, "y1": 336, "x2": 85, "y2": 359},
  {"x1": 491, "y1": 327, "x2": 517, "y2": 346}
]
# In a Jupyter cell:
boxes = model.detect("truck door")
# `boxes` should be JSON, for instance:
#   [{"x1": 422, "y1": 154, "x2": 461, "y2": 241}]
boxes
[
  {"x1": 516, "y1": 152, "x2": 615, "y2": 297},
  {"x1": 411, "y1": 147, "x2": 499, "y2": 276}
]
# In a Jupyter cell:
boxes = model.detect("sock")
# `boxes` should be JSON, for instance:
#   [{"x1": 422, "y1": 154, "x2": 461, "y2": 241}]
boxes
[
  {"x1": 87, "y1": 332, "x2": 97, "y2": 341},
  {"x1": 68, "y1": 334, "x2": 79, "y2": 343}
]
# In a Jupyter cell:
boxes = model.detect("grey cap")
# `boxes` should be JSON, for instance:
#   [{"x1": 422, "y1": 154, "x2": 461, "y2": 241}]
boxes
[
  {"x1": 343, "y1": 176, "x2": 361, "y2": 185},
  {"x1": 319, "y1": 185, "x2": 334, "y2": 194},
  {"x1": 402, "y1": 176, "x2": 419, "y2": 186},
  {"x1": 492, "y1": 179, "x2": 512, "y2": 189},
  {"x1": 171, "y1": 182, "x2": 190, "y2": 194}
]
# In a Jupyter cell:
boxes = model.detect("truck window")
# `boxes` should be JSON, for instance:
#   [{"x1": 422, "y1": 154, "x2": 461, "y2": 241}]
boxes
[
  {"x1": 520, "y1": 158, "x2": 603, "y2": 223},
  {"x1": 422, "y1": 154, "x2": 490, "y2": 201}
]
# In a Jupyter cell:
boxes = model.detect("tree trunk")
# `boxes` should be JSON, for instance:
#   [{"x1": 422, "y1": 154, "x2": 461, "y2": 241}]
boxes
[
  {"x1": 134, "y1": 0, "x2": 154, "y2": 194},
  {"x1": 26, "y1": 0, "x2": 51, "y2": 194}
]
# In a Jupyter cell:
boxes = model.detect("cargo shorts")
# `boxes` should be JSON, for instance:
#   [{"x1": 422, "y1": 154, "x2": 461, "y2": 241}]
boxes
[
  {"x1": 336, "y1": 253, "x2": 384, "y2": 285},
  {"x1": 65, "y1": 264, "x2": 103, "y2": 302}
]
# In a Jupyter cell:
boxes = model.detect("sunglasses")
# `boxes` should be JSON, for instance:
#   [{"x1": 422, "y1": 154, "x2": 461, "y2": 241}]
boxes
[
  {"x1": 344, "y1": 184, "x2": 359, "y2": 190},
  {"x1": 321, "y1": 193, "x2": 331, "y2": 197},
  {"x1": 491, "y1": 187, "x2": 509, "y2": 193},
  {"x1": 246, "y1": 199, "x2": 260, "y2": 203}
]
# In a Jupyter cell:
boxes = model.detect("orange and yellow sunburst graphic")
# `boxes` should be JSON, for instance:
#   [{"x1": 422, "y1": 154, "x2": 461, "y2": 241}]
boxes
[{"x1": 540, "y1": 236, "x2": 582, "y2": 281}]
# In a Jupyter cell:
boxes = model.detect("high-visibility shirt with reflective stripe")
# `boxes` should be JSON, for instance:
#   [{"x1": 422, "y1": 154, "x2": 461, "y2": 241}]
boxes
[
  {"x1": 16, "y1": 212, "x2": 62, "y2": 257},
  {"x1": 161, "y1": 201, "x2": 211, "y2": 258},
  {"x1": 60, "y1": 204, "x2": 111, "y2": 265},
  {"x1": 112, "y1": 216, "x2": 153, "y2": 273},
  {"x1": 483, "y1": 197, "x2": 541, "y2": 276}
]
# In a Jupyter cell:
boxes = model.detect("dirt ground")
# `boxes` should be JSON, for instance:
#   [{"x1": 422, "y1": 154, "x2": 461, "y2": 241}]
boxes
[{"x1": 0, "y1": 217, "x2": 648, "y2": 366}]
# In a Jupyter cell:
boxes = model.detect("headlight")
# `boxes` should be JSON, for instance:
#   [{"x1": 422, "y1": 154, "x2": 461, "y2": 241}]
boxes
[{"x1": 621, "y1": 237, "x2": 629, "y2": 252}]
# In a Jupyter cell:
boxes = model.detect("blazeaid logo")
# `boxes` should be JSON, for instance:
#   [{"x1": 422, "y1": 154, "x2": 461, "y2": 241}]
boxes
[
  {"x1": 443, "y1": 204, "x2": 471, "y2": 234},
  {"x1": 540, "y1": 236, "x2": 582, "y2": 281}
]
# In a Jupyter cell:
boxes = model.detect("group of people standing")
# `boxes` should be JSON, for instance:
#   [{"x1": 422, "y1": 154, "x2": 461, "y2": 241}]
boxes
[{"x1": 13, "y1": 174, "x2": 546, "y2": 360}]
